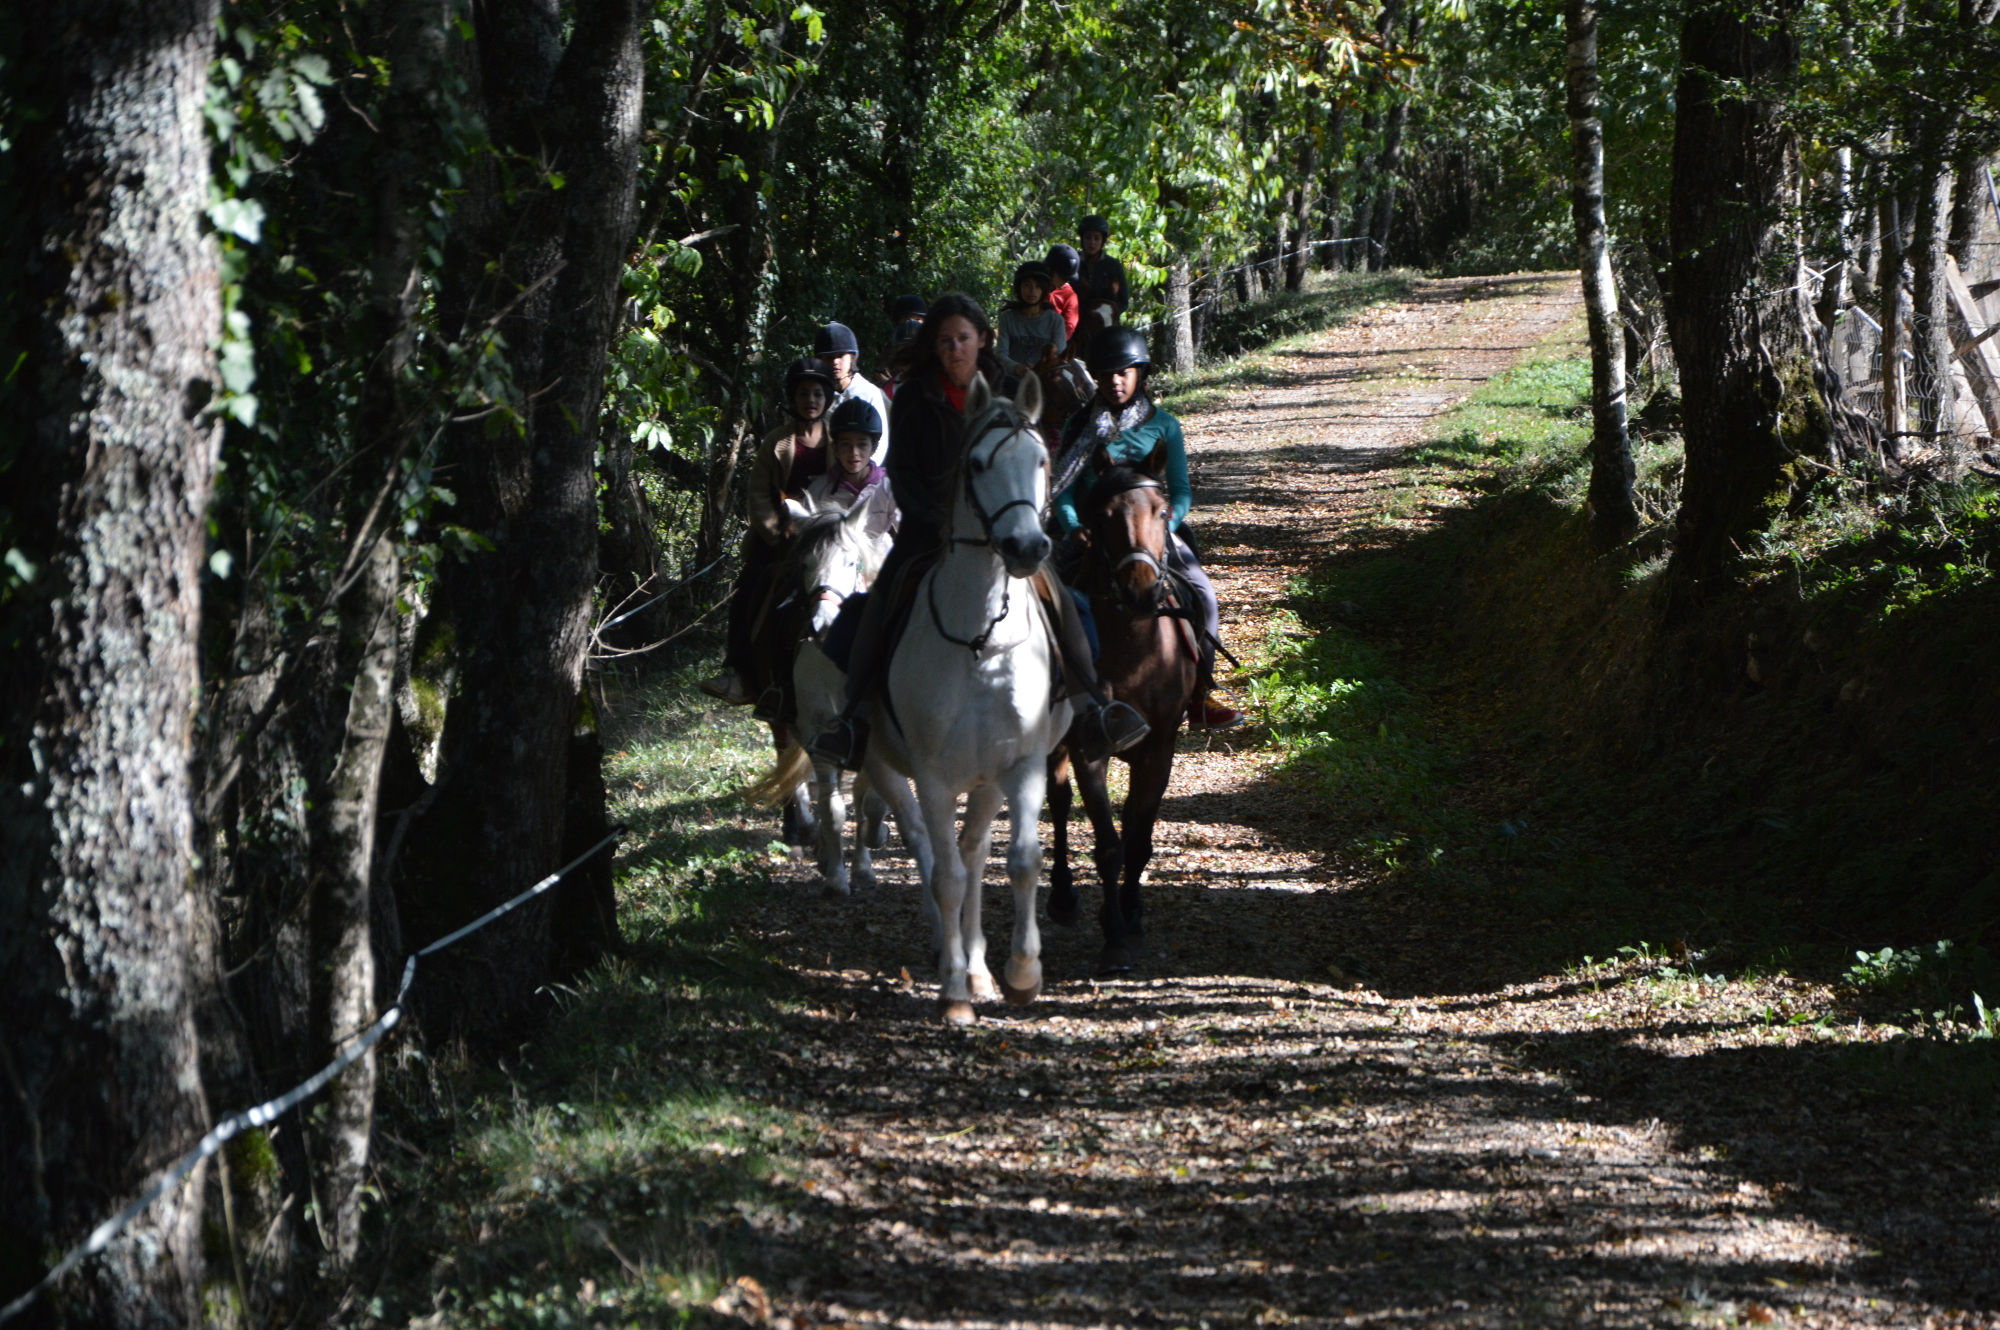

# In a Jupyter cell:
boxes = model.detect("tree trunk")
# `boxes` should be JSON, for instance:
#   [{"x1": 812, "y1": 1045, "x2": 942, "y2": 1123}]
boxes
[
  {"x1": 1368, "y1": 95, "x2": 1409, "y2": 270},
  {"x1": 1879, "y1": 192, "x2": 1907, "y2": 447},
  {"x1": 1288, "y1": 119, "x2": 1317, "y2": 291},
  {"x1": 1664, "y1": 0, "x2": 1862, "y2": 586},
  {"x1": 402, "y1": 0, "x2": 642, "y2": 1038},
  {"x1": 1272, "y1": 209, "x2": 1291, "y2": 296},
  {"x1": 1948, "y1": 152, "x2": 1995, "y2": 271},
  {"x1": 1566, "y1": 0, "x2": 1638, "y2": 544},
  {"x1": 1323, "y1": 101, "x2": 1348, "y2": 268},
  {"x1": 1166, "y1": 255, "x2": 1196, "y2": 373},
  {"x1": 1909, "y1": 157, "x2": 1960, "y2": 448},
  {"x1": 305, "y1": 536, "x2": 397, "y2": 1267},
  {"x1": 0, "y1": 0, "x2": 221, "y2": 1320}
]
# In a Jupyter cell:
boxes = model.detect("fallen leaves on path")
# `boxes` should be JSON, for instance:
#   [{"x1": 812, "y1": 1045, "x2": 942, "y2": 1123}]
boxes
[{"x1": 703, "y1": 276, "x2": 2000, "y2": 1330}]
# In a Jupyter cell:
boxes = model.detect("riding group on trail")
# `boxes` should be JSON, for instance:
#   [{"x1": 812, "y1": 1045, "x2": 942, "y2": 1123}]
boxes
[{"x1": 705, "y1": 216, "x2": 1242, "y2": 1023}]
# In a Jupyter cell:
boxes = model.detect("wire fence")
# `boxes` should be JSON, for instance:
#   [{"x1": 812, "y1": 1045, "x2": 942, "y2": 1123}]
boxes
[
  {"x1": 1827, "y1": 255, "x2": 2000, "y2": 463},
  {"x1": 0, "y1": 826, "x2": 627, "y2": 1327}
]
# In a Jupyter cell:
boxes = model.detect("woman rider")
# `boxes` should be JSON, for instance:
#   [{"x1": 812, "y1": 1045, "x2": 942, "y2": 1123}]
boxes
[
  {"x1": 1051, "y1": 328, "x2": 1243, "y2": 729},
  {"x1": 806, "y1": 293, "x2": 1149, "y2": 768},
  {"x1": 700, "y1": 356, "x2": 838, "y2": 705}
]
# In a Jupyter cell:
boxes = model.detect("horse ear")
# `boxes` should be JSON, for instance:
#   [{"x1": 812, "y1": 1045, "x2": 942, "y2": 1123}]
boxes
[
  {"x1": 842, "y1": 491, "x2": 874, "y2": 524},
  {"x1": 1091, "y1": 445, "x2": 1113, "y2": 475},
  {"x1": 964, "y1": 374, "x2": 991, "y2": 418},
  {"x1": 1015, "y1": 369, "x2": 1043, "y2": 425},
  {"x1": 783, "y1": 495, "x2": 813, "y2": 523},
  {"x1": 1144, "y1": 436, "x2": 1169, "y2": 478}
]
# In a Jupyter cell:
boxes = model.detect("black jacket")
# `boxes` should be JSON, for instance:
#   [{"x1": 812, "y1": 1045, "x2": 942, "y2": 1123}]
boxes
[
  {"x1": 886, "y1": 354, "x2": 1004, "y2": 535},
  {"x1": 1076, "y1": 251, "x2": 1129, "y2": 315}
]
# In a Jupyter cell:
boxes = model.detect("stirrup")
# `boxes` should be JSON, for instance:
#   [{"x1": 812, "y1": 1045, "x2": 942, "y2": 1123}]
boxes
[
  {"x1": 751, "y1": 685, "x2": 787, "y2": 724},
  {"x1": 1072, "y1": 701, "x2": 1150, "y2": 762},
  {"x1": 805, "y1": 715, "x2": 869, "y2": 772}
]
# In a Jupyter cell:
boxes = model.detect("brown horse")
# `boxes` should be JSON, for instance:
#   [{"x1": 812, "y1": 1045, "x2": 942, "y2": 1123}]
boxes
[{"x1": 1046, "y1": 450, "x2": 1199, "y2": 974}]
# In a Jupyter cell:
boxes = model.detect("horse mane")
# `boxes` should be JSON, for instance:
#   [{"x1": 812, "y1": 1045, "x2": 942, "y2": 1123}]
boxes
[
  {"x1": 1083, "y1": 464, "x2": 1161, "y2": 518},
  {"x1": 777, "y1": 507, "x2": 850, "y2": 584}
]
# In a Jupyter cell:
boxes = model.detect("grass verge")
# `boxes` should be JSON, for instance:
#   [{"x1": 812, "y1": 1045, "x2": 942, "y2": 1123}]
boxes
[
  {"x1": 359, "y1": 670, "x2": 811, "y2": 1328},
  {"x1": 1250, "y1": 321, "x2": 2000, "y2": 1078}
]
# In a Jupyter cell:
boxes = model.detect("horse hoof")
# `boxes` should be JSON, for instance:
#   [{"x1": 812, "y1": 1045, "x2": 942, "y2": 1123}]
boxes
[
  {"x1": 1123, "y1": 926, "x2": 1147, "y2": 960},
  {"x1": 852, "y1": 867, "x2": 877, "y2": 890},
  {"x1": 969, "y1": 971, "x2": 1001, "y2": 1003},
  {"x1": 939, "y1": 999, "x2": 977, "y2": 1026},
  {"x1": 1048, "y1": 892, "x2": 1081, "y2": 927},
  {"x1": 999, "y1": 974, "x2": 1041, "y2": 1007},
  {"x1": 866, "y1": 823, "x2": 891, "y2": 851},
  {"x1": 820, "y1": 880, "x2": 850, "y2": 900},
  {"x1": 1096, "y1": 946, "x2": 1133, "y2": 976}
]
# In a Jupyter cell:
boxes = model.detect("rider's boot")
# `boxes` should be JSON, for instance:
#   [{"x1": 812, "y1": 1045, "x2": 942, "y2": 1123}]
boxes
[
  {"x1": 1190, "y1": 690, "x2": 1244, "y2": 729},
  {"x1": 697, "y1": 668, "x2": 753, "y2": 706},
  {"x1": 1045, "y1": 575, "x2": 1149, "y2": 761}
]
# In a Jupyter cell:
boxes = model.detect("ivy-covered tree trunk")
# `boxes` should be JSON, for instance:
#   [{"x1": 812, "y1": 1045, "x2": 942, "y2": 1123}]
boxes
[
  {"x1": 403, "y1": 0, "x2": 642, "y2": 1036},
  {"x1": 1565, "y1": 0, "x2": 1638, "y2": 544},
  {"x1": 0, "y1": 0, "x2": 221, "y2": 1320},
  {"x1": 1664, "y1": 0, "x2": 1869, "y2": 586},
  {"x1": 1908, "y1": 154, "x2": 1960, "y2": 447}
]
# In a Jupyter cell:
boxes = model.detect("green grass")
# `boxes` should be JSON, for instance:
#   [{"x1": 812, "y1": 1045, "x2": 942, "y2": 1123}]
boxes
[{"x1": 362, "y1": 666, "x2": 808, "y2": 1329}]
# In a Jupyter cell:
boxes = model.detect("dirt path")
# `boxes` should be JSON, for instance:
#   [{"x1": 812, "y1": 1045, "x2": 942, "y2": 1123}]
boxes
[{"x1": 732, "y1": 277, "x2": 1989, "y2": 1330}]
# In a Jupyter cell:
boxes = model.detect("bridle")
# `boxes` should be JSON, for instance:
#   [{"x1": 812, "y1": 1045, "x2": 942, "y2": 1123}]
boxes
[
  {"x1": 931, "y1": 403, "x2": 1047, "y2": 653},
  {"x1": 948, "y1": 405, "x2": 1045, "y2": 548},
  {"x1": 1087, "y1": 474, "x2": 1177, "y2": 617}
]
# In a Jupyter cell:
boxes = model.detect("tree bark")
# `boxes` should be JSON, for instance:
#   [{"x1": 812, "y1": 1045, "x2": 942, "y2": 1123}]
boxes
[
  {"x1": 1947, "y1": 152, "x2": 1995, "y2": 269},
  {"x1": 1166, "y1": 255, "x2": 1196, "y2": 372},
  {"x1": 1323, "y1": 100, "x2": 1348, "y2": 268},
  {"x1": 1664, "y1": 0, "x2": 1866, "y2": 586},
  {"x1": 305, "y1": 535, "x2": 397, "y2": 1266},
  {"x1": 1368, "y1": 95, "x2": 1409, "y2": 270},
  {"x1": 1566, "y1": 0, "x2": 1638, "y2": 544},
  {"x1": 1879, "y1": 192, "x2": 1907, "y2": 447},
  {"x1": 403, "y1": 0, "x2": 642, "y2": 1038},
  {"x1": 1909, "y1": 158, "x2": 1960, "y2": 447},
  {"x1": 0, "y1": 0, "x2": 221, "y2": 1320}
]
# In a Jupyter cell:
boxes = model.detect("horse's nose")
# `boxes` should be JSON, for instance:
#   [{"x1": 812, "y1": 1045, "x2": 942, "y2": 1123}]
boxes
[{"x1": 998, "y1": 531, "x2": 1051, "y2": 567}]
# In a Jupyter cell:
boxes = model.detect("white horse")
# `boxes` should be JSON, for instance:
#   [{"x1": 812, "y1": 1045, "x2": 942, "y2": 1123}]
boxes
[
  {"x1": 748, "y1": 492, "x2": 928, "y2": 900},
  {"x1": 861, "y1": 374, "x2": 1072, "y2": 1025}
]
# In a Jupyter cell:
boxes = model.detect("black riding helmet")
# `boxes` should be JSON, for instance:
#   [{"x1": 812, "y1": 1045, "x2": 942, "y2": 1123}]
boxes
[
  {"x1": 890, "y1": 294, "x2": 927, "y2": 321},
  {"x1": 1044, "y1": 244, "x2": 1080, "y2": 284},
  {"x1": 1079, "y1": 214, "x2": 1112, "y2": 240},
  {"x1": 782, "y1": 357, "x2": 838, "y2": 416},
  {"x1": 813, "y1": 321, "x2": 859, "y2": 358},
  {"x1": 1012, "y1": 261, "x2": 1053, "y2": 295},
  {"x1": 1086, "y1": 327, "x2": 1150, "y2": 378},
  {"x1": 828, "y1": 397, "x2": 884, "y2": 439},
  {"x1": 891, "y1": 317, "x2": 924, "y2": 346}
]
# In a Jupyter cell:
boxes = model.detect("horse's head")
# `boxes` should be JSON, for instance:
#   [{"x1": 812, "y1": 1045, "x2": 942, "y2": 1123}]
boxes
[
  {"x1": 958, "y1": 374, "x2": 1052, "y2": 578},
  {"x1": 1077, "y1": 455, "x2": 1173, "y2": 614},
  {"x1": 784, "y1": 501, "x2": 881, "y2": 636}
]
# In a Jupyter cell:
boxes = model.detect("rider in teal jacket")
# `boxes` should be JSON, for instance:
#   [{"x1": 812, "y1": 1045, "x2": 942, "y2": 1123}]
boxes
[
  {"x1": 1051, "y1": 407, "x2": 1191, "y2": 536},
  {"x1": 1050, "y1": 328, "x2": 1241, "y2": 729}
]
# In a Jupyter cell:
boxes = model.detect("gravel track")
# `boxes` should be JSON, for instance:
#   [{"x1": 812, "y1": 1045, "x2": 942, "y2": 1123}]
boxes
[{"x1": 728, "y1": 275, "x2": 1999, "y2": 1330}]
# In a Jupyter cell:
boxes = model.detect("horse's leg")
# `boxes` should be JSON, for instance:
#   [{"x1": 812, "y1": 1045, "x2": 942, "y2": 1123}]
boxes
[
  {"x1": 1073, "y1": 755, "x2": 1129, "y2": 975},
  {"x1": 862, "y1": 787, "x2": 891, "y2": 851},
  {"x1": 867, "y1": 759, "x2": 940, "y2": 950},
  {"x1": 1119, "y1": 737, "x2": 1176, "y2": 959},
  {"x1": 814, "y1": 758, "x2": 848, "y2": 896},
  {"x1": 849, "y1": 770, "x2": 876, "y2": 889},
  {"x1": 1048, "y1": 750, "x2": 1081, "y2": 927},
  {"x1": 915, "y1": 775, "x2": 974, "y2": 1023},
  {"x1": 998, "y1": 756, "x2": 1050, "y2": 1006},
  {"x1": 958, "y1": 783, "x2": 1005, "y2": 1003}
]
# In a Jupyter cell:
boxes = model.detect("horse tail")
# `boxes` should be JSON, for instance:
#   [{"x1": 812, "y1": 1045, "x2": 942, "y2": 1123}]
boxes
[{"x1": 744, "y1": 740, "x2": 813, "y2": 808}]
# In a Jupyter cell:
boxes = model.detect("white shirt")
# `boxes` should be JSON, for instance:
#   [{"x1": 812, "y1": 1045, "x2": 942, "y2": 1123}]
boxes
[{"x1": 831, "y1": 375, "x2": 891, "y2": 467}]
